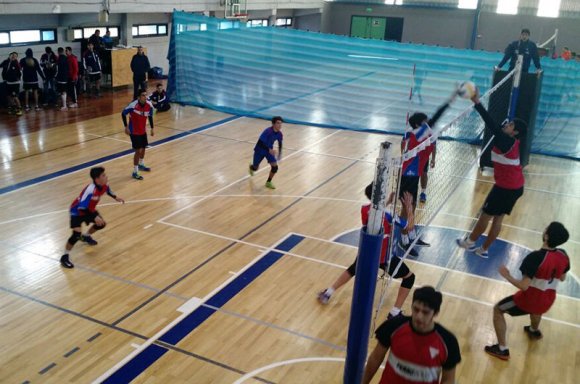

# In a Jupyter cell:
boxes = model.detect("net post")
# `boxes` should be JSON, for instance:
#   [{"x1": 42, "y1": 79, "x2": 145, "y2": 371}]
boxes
[
  {"x1": 344, "y1": 141, "x2": 393, "y2": 384},
  {"x1": 508, "y1": 55, "x2": 523, "y2": 120}
]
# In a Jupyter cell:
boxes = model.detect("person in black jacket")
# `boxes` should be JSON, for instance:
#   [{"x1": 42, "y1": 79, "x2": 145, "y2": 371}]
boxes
[
  {"x1": 40, "y1": 46, "x2": 57, "y2": 105},
  {"x1": 149, "y1": 83, "x2": 170, "y2": 112},
  {"x1": 1, "y1": 52, "x2": 23, "y2": 115},
  {"x1": 55, "y1": 47, "x2": 70, "y2": 111},
  {"x1": 20, "y1": 48, "x2": 46, "y2": 111},
  {"x1": 495, "y1": 29, "x2": 542, "y2": 74},
  {"x1": 130, "y1": 46, "x2": 151, "y2": 100},
  {"x1": 83, "y1": 42, "x2": 102, "y2": 97}
]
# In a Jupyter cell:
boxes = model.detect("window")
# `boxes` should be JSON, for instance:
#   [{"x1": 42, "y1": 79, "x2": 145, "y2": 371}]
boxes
[
  {"x1": 248, "y1": 19, "x2": 268, "y2": 28},
  {"x1": 0, "y1": 28, "x2": 57, "y2": 47},
  {"x1": 497, "y1": 0, "x2": 519, "y2": 15},
  {"x1": 275, "y1": 18, "x2": 292, "y2": 27},
  {"x1": 71, "y1": 26, "x2": 120, "y2": 41},
  {"x1": 537, "y1": 0, "x2": 560, "y2": 17},
  {"x1": 132, "y1": 24, "x2": 168, "y2": 38},
  {"x1": 458, "y1": 0, "x2": 478, "y2": 9},
  {"x1": 384, "y1": 0, "x2": 403, "y2": 4}
]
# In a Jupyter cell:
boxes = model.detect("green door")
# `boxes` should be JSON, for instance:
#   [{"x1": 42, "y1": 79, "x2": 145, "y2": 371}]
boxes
[{"x1": 350, "y1": 16, "x2": 386, "y2": 40}]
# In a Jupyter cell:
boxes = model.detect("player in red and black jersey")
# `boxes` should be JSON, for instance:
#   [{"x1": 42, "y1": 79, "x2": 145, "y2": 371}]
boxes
[
  {"x1": 122, "y1": 89, "x2": 155, "y2": 180},
  {"x1": 485, "y1": 222, "x2": 570, "y2": 360},
  {"x1": 60, "y1": 167, "x2": 124, "y2": 269},
  {"x1": 318, "y1": 183, "x2": 416, "y2": 320},
  {"x1": 457, "y1": 88, "x2": 527, "y2": 258},
  {"x1": 363, "y1": 286, "x2": 461, "y2": 384}
]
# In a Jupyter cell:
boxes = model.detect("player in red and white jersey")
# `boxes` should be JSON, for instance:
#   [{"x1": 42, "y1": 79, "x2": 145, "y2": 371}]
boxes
[
  {"x1": 363, "y1": 286, "x2": 461, "y2": 384},
  {"x1": 457, "y1": 88, "x2": 527, "y2": 258},
  {"x1": 122, "y1": 89, "x2": 155, "y2": 180},
  {"x1": 484, "y1": 222, "x2": 570, "y2": 360},
  {"x1": 318, "y1": 183, "x2": 416, "y2": 320},
  {"x1": 60, "y1": 167, "x2": 124, "y2": 269}
]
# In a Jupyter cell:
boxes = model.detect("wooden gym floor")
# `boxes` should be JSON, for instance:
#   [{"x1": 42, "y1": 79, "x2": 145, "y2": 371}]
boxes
[{"x1": 0, "y1": 87, "x2": 578, "y2": 383}]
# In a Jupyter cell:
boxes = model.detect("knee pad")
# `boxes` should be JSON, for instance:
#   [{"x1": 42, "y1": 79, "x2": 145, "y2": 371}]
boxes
[
  {"x1": 401, "y1": 273, "x2": 415, "y2": 289},
  {"x1": 94, "y1": 222, "x2": 106, "y2": 230},
  {"x1": 271, "y1": 165, "x2": 279, "y2": 174},
  {"x1": 68, "y1": 231, "x2": 82, "y2": 245}
]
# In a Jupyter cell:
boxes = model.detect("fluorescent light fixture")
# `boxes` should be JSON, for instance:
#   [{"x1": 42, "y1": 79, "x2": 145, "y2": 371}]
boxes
[
  {"x1": 537, "y1": 0, "x2": 560, "y2": 18},
  {"x1": 458, "y1": 0, "x2": 478, "y2": 9},
  {"x1": 497, "y1": 0, "x2": 519, "y2": 15}
]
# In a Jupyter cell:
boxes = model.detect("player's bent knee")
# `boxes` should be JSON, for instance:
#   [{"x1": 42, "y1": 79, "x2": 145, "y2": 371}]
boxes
[
  {"x1": 94, "y1": 222, "x2": 106, "y2": 230},
  {"x1": 271, "y1": 165, "x2": 279, "y2": 174},
  {"x1": 401, "y1": 273, "x2": 415, "y2": 289},
  {"x1": 68, "y1": 231, "x2": 82, "y2": 245}
]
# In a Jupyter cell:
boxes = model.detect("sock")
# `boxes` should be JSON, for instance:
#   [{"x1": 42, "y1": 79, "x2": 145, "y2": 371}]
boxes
[
  {"x1": 325, "y1": 287, "x2": 335, "y2": 296},
  {"x1": 529, "y1": 326, "x2": 538, "y2": 332},
  {"x1": 139, "y1": 158, "x2": 144, "y2": 165},
  {"x1": 499, "y1": 345, "x2": 508, "y2": 351},
  {"x1": 389, "y1": 307, "x2": 401, "y2": 316},
  {"x1": 464, "y1": 237, "x2": 475, "y2": 245},
  {"x1": 63, "y1": 250, "x2": 69, "y2": 256},
  {"x1": 409, "y1": 228, "x2": 417, "y2": 240},
  {"x1": 401, "y1": 234, "x2": 409, "y2": 245},
  {"x1": 134, "y1": 165, "x2": 139, "y2": 173},
  {"x1": 421, "y1": 188, "x2": 426, "y2": 193}
]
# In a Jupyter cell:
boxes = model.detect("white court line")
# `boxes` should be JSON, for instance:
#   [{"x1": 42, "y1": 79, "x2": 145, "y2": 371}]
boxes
[
  {"x1": 157, "y1": 129, "x2": 343, "y2": 223},
  {"x1": 233, "y1": 357, "x2": 345, "y2": 384},
  {"x1": 1, "y1": 116, "x2": 242, "y2": 197},
  {"x1": 92, "y1": 233, "x2": 295, "y2": 384},
  {"x1": 85, "y1": 132, "x2": 132, "y2": 144}
]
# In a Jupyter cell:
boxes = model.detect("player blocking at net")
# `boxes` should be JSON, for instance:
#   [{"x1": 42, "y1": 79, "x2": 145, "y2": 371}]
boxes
[
  {"x1": 60, "y1": 167, "x2": 125, "y2": 269},
  {"x1": 318, "y1": 182, "x2": 416, "y2": 320},
  {"x1": 249, "y1": 116, "x2": 283, "y2": 189},
  {"x1": 457, "y1": 88, "x2": 527, "y2": 258}
]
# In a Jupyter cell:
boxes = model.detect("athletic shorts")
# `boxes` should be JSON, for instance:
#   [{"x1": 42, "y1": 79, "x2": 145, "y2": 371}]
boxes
[
  {"x1": 399, "y1": 176, "x2": 420, "y2": 203},
  {"x1": 7, "y1": 83, "x2": 20, "y2": 96},
  {"x1": 23, "y1": 83, "x2": 39, "y2": 91},
  {"x1": 56, "y1": 82, "x2": 68, "y2": 93},
  {"x1": 497, "y1": 295, "x2": 529, "y2": 316},
  {"x1": 253, "y1": 149, "x2": 276, "y2": 167},
  {"x1": 482, "y1": 185, "x2": 524, "y2": 216},
  {"x1": 130, "y1": 134, "x2": 148, "y2": 149},
  {"x1": 88, "y1": 73, "x2": 101, "y2": 82},
  {"x1": 70, "y1": 211, "x2": 99, "y2": 228},
  {"x1": 347, "y1": 256, "x2": 410, "y2": 279}
]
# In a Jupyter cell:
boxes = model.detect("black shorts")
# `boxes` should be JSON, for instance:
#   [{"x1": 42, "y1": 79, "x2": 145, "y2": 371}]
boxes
[
  {"x1": 70, "y1": 211, "x2": 99, "y2": 228},
  {"x1": 399, "y1": 176, "x2": 420, "y2": 203},
  {"x1": 482, "y1": 185, "x2": 524, "y2": 216},
  {"x1": 56, "y1": 82, "x2": 68, "y2": 93},
  {"x1": 347, "y1": 256, "x2": 410, "y2": 279},
  {"x1": 7, "y1": 83, "x2": 20, "y2": 96},
  {"x1": 88, "y1": 73, "x2": 101, "y2": 82},
  {"x1": 497, "y1": 295, "x2": 529, "y2": 316},
  {"x1": 23, "y1": 83, "x2": 39, "y2": 91},
  {"x1": 130, "y1": 134, "x2": 148, "y2": 149}
]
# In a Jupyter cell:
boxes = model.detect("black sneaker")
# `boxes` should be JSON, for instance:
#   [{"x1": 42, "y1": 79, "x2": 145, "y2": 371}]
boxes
[
  {"x1": 523, "y1": 326, "x2": 543, "y2": 340},
  {"x1": 60, "y1": 254, "x2": 74, "y2": 269},
  {"x1": 484, "y1": 344, "x2": 510, "y2": 361},
  {"x1": 414, "y1": 238, "x2": 430, "y2": 247},
  {"x1": 397, "y1": 241, "x2": 419, "y2": 257},
  {"x1": 81, "y1": 235, "x2": 98, "y2": 246}
]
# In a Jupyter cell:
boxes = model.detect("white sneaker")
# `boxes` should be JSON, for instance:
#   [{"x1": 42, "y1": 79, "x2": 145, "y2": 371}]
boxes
[
  {"x1": 60, "y1": 106, "x2": 68, "y2": 111},
  {"x1": 317, "y1": 290, "x2": 331, "y2": 305},
  {"x1": 456, "y1": 237, "x2": 476, "y2": 251},
  {"x1": 474, "y1": 247, "x2": 489, "y2": 258},
  {"x1": 69, "y1": 103, "x2": 78, "y2": 108}
]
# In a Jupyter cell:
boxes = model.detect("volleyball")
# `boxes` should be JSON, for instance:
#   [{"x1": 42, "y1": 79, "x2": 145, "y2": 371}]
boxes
[{"x1": 457, "y1": 81, "x2": 477, "y2": 99}]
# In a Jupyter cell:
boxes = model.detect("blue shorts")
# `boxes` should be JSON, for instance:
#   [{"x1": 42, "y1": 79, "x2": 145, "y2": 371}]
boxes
[{"x1": 253, "y1": 149, "x2": 276, "y2": 166}]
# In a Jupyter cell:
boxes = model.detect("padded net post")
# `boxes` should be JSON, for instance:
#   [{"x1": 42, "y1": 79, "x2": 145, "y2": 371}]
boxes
[{"x1": 344, "y1": 141, "x2": 393, "y2": 384}]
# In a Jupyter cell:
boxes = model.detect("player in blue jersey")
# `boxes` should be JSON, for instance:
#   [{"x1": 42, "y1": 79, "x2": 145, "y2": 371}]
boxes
[{"x1": 249, "y1": 116, "x2": 283, "y2": 189}]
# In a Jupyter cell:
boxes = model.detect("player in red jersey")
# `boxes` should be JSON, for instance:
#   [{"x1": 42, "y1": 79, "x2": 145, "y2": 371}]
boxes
[
  {"x1": 484, "y1": 222, "x2": 570, "y2": 360},
  {"x1": 363, "y1": 286, "x2": 461, "y2": 384},
  {"x1": 60, "y1": 167, "x2": 124, "y2": 268},
  {"x1": 318, "y1": 183, "x2": 416, "y2": 320},
  {"x1": 122, "y1": 89, "x2": 155, "y2": 180}
]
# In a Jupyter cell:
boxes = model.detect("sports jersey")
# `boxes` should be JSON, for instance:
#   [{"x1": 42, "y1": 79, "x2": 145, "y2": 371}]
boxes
[
  {"x1": 375, "y1": 316, "x2": 461, "y2": 384},
  {"x1": 122, "y1": 100, "x2": 155, "y2": 135},
  {"x1": 513, "y1": 248, "x2": 570, "y2": 314},
  {"x1": 1, "y1": 58, "x2": 21, "y2": 84},
  {"x1": 361, "y1": 204, "x2": 407, "y2": 264},
  {"x1": 254, "y1": 127, "x2": 283, "y2": 152},
  {"x1": 67, "y1": 53, "x2": 79, "y2": 81},
  {"x1": 55, "y1": 54, "x2": 69, "y2": 84},
  {"x1": 40, "y1": 51, "x2": 57, "y2": 79},
  {"x1": 20, "y1": 53, "x2": 45, "y2": 85},
  {"x1": 402, "y1": 123, "x2": 434, "y2": 177},
  {"x1": 70, "y1": 183, "x2": 116, "y2": 216}
]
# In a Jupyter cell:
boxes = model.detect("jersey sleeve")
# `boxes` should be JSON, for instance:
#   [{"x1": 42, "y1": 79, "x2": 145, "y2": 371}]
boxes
[
  {"x1": 519, "y1": 250, "x2": 545, "y2": 278},
  {"x1": 438, "y1": 326, "x2": 462, "y2": 370},
  {"x1": 375, "y1": 316, "x2": 408, "y2": 348},
  {"x1": 77, "y1": 185, "x2": 95, "y2": 211}
]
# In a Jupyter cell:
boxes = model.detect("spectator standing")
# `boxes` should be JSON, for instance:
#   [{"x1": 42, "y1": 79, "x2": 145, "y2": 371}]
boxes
[
  {"x1": 130, "y1": 46, "x2": 151, "y2": 100},
  {"x1": 495, "y1": 28, "x2": 542, "y2": 74},
  {"x1": 65, "y1": 47, "x2": 79, "y2": 108},
  {"x1": 40, "y1": 46, "x2": 57, "y2": 105}
]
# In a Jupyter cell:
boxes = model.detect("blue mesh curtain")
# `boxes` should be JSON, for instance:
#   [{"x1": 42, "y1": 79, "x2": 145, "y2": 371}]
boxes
[{"x1": 167, "y1": 11, "x2": 580, "y2": 159}]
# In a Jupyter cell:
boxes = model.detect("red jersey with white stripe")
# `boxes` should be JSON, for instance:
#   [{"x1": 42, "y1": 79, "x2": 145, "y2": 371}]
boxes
[
  {"x1": 402, "y1": 123, "x2": 434, "y2": 177},
  {"x1": 513, "y1": 249, "x2": 570, "y2": 314},
  {"x1": 122, "y1": 100, "x2": 154, "y2": 135},
  {"x1": 70, "y1": 183, "x2": 113, "y2": 215},
  {"x1": 375, "y1": 316, "x2": 461, "y2": 384},
  {"x1": 361, "y1": 204, "x2": 407, "y2": 264},
  {"x1": 491, "y1": 140, "x2": 524, "y2": 189}
]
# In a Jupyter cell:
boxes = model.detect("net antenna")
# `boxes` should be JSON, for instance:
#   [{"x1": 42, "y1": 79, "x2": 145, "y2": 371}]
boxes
[{"x1": 538, "y1": 28, "x2": 558, "y2": 56}]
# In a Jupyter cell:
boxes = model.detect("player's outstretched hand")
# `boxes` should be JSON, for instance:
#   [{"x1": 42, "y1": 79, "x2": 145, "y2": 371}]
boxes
[
  {"x1": 150, "y1": 128, "x2": 155, "y2": 137},
  {"x1": 115, "y1": 197, "x2": 125, "y2": 204},
  {"x1": 470, "y1": 87, "x2": 480, "y2": 104}
]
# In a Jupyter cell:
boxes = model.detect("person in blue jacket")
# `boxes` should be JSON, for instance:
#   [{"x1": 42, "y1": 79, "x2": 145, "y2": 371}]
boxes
[{"x1": 495, "y1": 29, "x2": 542, "y2": 74}]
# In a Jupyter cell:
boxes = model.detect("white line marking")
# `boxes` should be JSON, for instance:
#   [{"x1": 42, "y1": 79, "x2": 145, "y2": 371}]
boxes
[
  {"x1": 233, "y1": 357, "x2": 345, "y2": 384},
  {"x1": 177, "y1": 297, "x2": 202, "y2": 313},
  {"x1": 92, "y1": 233, "x2": 295, "y2": 384},
  {"x1": 85, "y1": 132, "x2": 132, "y2": 144},
  {"x1": 143, "y1": 224, "x2": 153, "y2": 230},
  {"x1": 130, "y1": 343, "x2": 141, "y2": 349}
]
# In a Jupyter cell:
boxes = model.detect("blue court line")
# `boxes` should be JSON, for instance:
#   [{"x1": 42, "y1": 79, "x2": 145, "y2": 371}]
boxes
[
  {"x1": 0, "y1": 115, "x2": 241, "y2": 196},
  {"x1": 102, "y1": 234, "x2": 304, "y2": 384}
]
